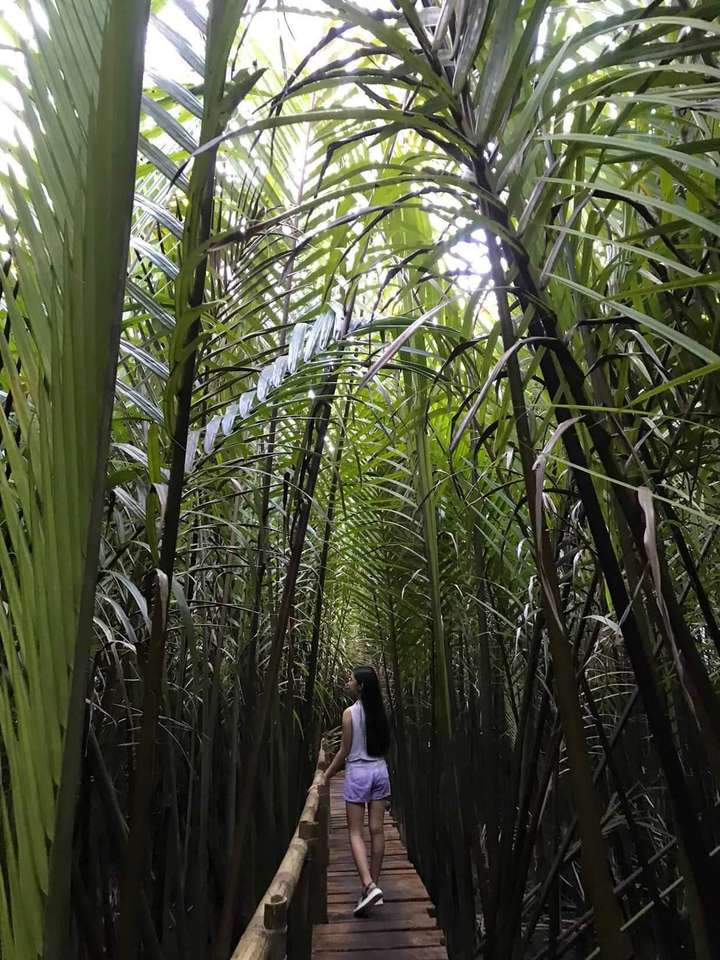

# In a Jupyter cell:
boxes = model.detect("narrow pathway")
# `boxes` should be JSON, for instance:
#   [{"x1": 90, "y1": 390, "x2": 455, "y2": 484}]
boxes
[{"x1": 311, "y1": 773, "x2": 448, "y2": 960}]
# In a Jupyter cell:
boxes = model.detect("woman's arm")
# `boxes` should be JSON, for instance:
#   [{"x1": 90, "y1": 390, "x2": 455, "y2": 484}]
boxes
[{"x1": 322, "y1": 708, "x2": 353, "y2": 784}]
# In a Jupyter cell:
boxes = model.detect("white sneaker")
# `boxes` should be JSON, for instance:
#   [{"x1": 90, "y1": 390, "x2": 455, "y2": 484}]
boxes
[{"x1": 353, "y1": 883, "x2": 383, "y2": 916}]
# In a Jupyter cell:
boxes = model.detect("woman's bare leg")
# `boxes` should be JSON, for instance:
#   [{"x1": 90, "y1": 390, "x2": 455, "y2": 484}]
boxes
[
  {"x1": 346, "y1": 802, "x2": 372, "y2": 888},
  {"x1": 368, "y1": 801, "x2": 386, "y2": 884}
]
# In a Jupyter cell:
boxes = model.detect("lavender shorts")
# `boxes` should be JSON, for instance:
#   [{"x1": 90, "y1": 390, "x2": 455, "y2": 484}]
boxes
[{"x1": 344, "y1": 759, "x2": 391, "y2": 804}]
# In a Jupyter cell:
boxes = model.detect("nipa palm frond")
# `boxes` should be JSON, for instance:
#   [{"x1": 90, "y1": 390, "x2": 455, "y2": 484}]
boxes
[{"x1": 0, "y1": 2, "x2": 149, "y2": 956}]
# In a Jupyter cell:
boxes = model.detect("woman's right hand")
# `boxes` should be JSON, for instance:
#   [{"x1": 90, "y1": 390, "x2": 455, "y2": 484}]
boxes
[{"x1": 308, "y1": 773, "x2": 326, "y2": 794}]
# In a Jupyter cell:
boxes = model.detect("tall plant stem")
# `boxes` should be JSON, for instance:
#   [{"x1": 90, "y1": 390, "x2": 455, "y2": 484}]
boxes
[
  {"x1": 486, "y1": 234, "x2": 632, "y2": 959},
  {"x1": 119, "y1": 4, "x2": 248, "y2": 954},
  {"x1": 302, "y1": 395, "x2": 351, "y2": 748},
  {"x1": 217, "y1": 374, "x2": 337, "y2": 959}
]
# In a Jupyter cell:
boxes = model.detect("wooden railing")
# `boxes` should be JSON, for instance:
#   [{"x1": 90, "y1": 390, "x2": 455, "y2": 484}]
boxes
[{"x1": 231, "y1": 738, "x2": 330, "y2": 960}]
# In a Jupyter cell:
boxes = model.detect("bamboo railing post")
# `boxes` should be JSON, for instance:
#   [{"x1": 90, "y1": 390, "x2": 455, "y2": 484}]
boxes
[
  {"x1": 300, "y1": 819, "x2": 321, "y2": 935},
  {"x1": 263, "y1": 895, "x2": 287, "y2": 960},
  {"x1": 315, "y1": 781, "x2": 330, "y2": 924},
  {"x1": 292, "y1": 822, "x2": 317, "y2": 958}
]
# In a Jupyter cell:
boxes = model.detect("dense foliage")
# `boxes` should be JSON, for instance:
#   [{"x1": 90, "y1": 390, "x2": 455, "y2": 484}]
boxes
[{"x1": 2, "y1": 1, "x2": 720, "y2": 958}]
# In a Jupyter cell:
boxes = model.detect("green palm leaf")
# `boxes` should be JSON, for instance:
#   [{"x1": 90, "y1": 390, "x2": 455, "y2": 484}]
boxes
[{"x1": 0, "y1": 2, "x2": 149, "y2": 956}]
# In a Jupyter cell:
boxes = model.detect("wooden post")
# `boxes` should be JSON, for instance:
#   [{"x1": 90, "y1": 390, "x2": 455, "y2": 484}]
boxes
[
  {"x1": 301, "y1": 818, "x2": 319, "y2": 929},
  {"x1": 263, "y1": 894, "x2": 287, "y2": 960},
  {"x1": 315, "y1": 782, "x2": 329, "y2": 924},
  {"x1": 291, "y1": 827, "x2": 316, "y2": 960}
]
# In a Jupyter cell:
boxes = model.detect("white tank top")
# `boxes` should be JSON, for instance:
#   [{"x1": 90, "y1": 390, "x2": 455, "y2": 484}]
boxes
[{"x1": 347, "y1": 700, "x2": 376, "y2": 763}]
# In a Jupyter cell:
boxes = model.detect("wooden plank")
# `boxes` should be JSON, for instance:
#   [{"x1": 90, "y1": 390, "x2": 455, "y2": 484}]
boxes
[
  {"x1": 329, "y1": 849, "x2": 406, "y2": 861},
  {"x1": 326, "y1": 903, "x2": 435, "y2": 921},
  {"x1": 329, "y1": 874, "x2": 425, "y2": 887},
  {"x1": 328, "y1": 865, "x2": 411, "y2": 874},
  {"x1": 314, "y1": 929, "x2": 444, "y2": 949},
  {"x1": 326, "y1": 884, "x2": 420, "y2": 899},
  {"x1": 328, "y1": 874, "x2": 428, "y2": 893},
  {"x1": 329, "y1": 831, "x2": 402, "y2": 842},
  {"x1": 328, "y1": 857, "x2": 409, "y2": 870},
  {"x1": 313, "y1": 950, "x2": 447, "y2": 960},
  {"x1": 314, "y1": 917, "x2": 438, "y2": 936},
  {"x1": 327, "y1": 896, "x2": 429, "y2": 908}
]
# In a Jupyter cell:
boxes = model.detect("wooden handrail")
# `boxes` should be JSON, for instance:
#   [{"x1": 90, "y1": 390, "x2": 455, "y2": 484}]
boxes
[{"x1": 231, "y1": 739, "x2": 330, "y2": 959}]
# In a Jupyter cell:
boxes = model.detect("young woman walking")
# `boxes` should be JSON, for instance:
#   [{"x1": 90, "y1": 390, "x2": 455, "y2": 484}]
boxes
[{"x1": 321, "y1": 665, "x2": 391, "y2": 916}]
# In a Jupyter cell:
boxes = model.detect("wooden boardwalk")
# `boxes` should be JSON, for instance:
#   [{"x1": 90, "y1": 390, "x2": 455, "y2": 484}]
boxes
[{"x1": 311, "y1": 774, "x2": 448, "y2": 960}]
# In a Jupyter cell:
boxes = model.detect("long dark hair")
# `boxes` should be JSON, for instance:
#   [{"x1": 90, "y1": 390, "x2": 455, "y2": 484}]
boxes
[{"x1": 354, "y1": 665, "x2": 390, "y2": 756}]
